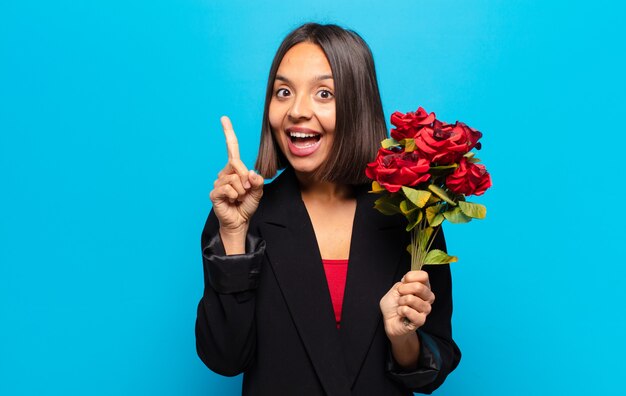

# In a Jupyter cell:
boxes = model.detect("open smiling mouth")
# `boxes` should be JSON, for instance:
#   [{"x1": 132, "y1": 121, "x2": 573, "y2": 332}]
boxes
[{"x1": 289, "y1": 131, "x2": 321, "y2": 148}]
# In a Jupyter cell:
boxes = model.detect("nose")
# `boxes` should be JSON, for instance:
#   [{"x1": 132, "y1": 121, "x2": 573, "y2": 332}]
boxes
[{"x1": 288, "y1": 93, "x2": 313, "y2": 120}]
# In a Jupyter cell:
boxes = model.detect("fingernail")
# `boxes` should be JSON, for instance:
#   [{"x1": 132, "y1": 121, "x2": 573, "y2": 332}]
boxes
[{"x1": 244, "y1": 180, "x2": 251, "y2": 189}]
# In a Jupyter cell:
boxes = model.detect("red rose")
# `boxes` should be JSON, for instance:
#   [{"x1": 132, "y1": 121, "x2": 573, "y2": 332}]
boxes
[
  {"x1": 365, "y1": 148, "x2": 431, "y2": 193},
  {"x1": 390, "y1": 107, "x2": 436, "y2": 141},
  {"x1": 446, "y1": 157, "x2": 492, "y2": 196},
  {"x1": 455, "y1": 122, "x2": 482, "y2": 151},
  {"x1": 413, "y1": 121, "x2": 483, "y2": 164}
]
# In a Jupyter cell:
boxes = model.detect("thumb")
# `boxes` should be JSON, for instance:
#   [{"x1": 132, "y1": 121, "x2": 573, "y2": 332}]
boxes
[
  {"x1": 247, "y1": 170, "x2": 264, "y2": 201},
  {"x1": 248, "y1": 170, "x2": 264, "y2": 189}
]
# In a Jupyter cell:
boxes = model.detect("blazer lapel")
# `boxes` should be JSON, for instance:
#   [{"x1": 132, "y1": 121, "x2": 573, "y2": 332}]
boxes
[
  {"x1": 339, "y1": 186, "x2": 407, "y2": 387},
  {"x1": 258, "y1": 169, "x2": 352, "y2": 396}
]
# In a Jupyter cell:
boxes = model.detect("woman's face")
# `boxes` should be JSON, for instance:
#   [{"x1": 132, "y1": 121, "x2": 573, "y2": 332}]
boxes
[{"x1": 269, "y1": 42, "x2": 336, "y2": 177}]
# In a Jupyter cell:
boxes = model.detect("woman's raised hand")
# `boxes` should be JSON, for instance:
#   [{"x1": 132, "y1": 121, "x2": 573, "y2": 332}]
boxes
[{"x1": 209, "y1": 116, "x2": 264, "y2": 254}]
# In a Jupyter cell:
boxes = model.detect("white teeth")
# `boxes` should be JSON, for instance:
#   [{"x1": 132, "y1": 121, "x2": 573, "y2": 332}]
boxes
[{"x1": 289, "y1": 132, "x2": 318, "y2": 138}]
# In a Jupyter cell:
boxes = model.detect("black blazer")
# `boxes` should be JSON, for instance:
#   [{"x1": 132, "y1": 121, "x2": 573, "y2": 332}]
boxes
[{"x1": 196, "y1": 168, "x2": 461, "y2": 395}]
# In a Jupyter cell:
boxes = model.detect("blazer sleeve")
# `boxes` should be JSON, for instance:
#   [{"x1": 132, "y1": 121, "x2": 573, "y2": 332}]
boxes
[
  {"x1": 195, "y1": 210, "x2": 265, "y2": 376},
  {"x1": 386, "y1": 227, "x2": 462, "y2": 394}
]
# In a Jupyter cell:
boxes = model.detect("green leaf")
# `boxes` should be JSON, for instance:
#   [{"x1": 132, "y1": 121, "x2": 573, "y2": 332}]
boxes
[
  {"x1": 402, "y1": 186, "x2": 431, "y2": 208},
  {"x1": 402, "y1": 138, "x2": 416, "y2": 152},
  {"x1": 369, "y1": 181, "x2": 385, "y2": 193},
  {"x1": 429, "y1": 164, "x2": 459, "y2": 177},
  {"x1": 463, "y1": 152, "x2": 475, "y2": 159},
  {"x1": 388, "y1": 192, "x2": 405, "y2": 205},
  {"x1": 426, "y1": 204, "x2": 445, "y2": 227},
  {"x1": 431, "y1": 214, "x2": 445, "y2": 227},
  {"x1": 381, "y1": 138, "x2": 399, "y2": 149},
  {"x1": 399, "y1": 199, "x2": 416, "y2": 215},
  {"x1": 429, "y1": 164, "x2": 458, "y2": 171},
  {"x1": 374, "y1": 197, "x2": 401, "y2": 216},
  {"x1": 375, "y1": 195, "x2": 395, "y2": 206},
  {"x1": 443, "y1": 207, "x2": 472, "y2": 223},
  {"x1": 428, "y1": 184, "x2": 457, "y2": 206},
  {"x1": 426, "y1": 194, "x2": 442, "y2": 206},
  {"x1": 424, "y1": 249, "x2": 458, "y2": 264},
  {"x1": 458, "y1": 201, "x2": 487, "y2": 219},
  {"x1": 374, "y1": 202, "x2": 400, "y2": 216},
  {"x1": 406, "y1": 211, "x2": 423, "y2": 232}
]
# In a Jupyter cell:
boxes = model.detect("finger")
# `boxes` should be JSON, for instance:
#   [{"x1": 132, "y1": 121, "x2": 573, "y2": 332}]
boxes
[
  {"x1": 248, "y1": 170, "x2": 264, "y2": 189},
  {"x1": 218, "y1": 160, "x2": 251, "y2": 190},
  {"x1": 245, "y1": 171, "x2": 264, "y2": 201},
  {"x1": 221, "y1": 116, "x2": 241, "y2": 161},
  {"x1": 403, "y1": 320, "x2": 417, "y2": 331},
  {"x1": 228, "y1": 158, "x2": 251, "y2": 189},
  {"x1": 397, "y1": 282, "x2": 428, "y2": 296},
  {"x1": 209, "y1": 184, "x2": 239, "y2": 204},
  {"x1": 213, "y1": 173, "x2": 245, "y2": 191},
  {"x1": 219, "y1": 117, "x2": 251, "y2": 188},
  {"x1": 398, "y1": 294, "x2": 432, "y2": 315},
  {"x1": 398, "y1": 282, "x2": 435, "y2": 303},
  {"x1": 213, "y1": 174, "x2": 247, "y2": 196},
  {"x1": 401, "y1": 270, "x2": 429, "y2": 286},
  {"x1": 397, "y1": 306, "x2": 426, "y2": 328},
  {"x1": 210, "y1": 184, "x2": 238, "y2": 203},
  {"x1": 217, "y1": 167, "x2": 232, "y2": 179},
  {"x1": 218, "y1": 161, "x2": 249, "y2": 186}
]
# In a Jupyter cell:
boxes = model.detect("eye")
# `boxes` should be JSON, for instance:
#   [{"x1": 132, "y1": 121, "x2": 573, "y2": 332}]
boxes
[
  {"x1": 316, "y1": 89, "x2": 334, "y2": 100},
  {"x1": 276, "y1": 88, "x2": 291, "y2": 98}
]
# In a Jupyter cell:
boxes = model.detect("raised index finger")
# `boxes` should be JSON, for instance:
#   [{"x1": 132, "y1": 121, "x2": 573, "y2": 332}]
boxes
[{"x1": 221, "y1": 116, "x2": 240, "y2": 160}]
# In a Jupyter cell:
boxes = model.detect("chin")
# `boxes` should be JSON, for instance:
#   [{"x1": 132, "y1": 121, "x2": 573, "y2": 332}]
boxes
[
  {"x1": 284, "y1": 158, "x2": 323, "y2": 177},
  {"x1": 290, "y1": 162, "x2": 321, "y2": 175}
]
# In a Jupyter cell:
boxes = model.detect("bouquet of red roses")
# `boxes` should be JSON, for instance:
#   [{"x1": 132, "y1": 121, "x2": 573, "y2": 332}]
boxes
[{"x1": 365, "y1": 107, "x2": 492, "y2": 270}]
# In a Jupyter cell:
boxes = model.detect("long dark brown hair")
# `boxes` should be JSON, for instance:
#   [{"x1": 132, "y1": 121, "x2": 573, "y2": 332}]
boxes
[{"x1": 255, "y1": 23, "x2": 387, "y2": 185}]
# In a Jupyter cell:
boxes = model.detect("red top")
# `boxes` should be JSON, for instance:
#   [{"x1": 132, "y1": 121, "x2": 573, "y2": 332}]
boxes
[{"x1": 322, "y1": 259, "x2": 349, "y2": 328}]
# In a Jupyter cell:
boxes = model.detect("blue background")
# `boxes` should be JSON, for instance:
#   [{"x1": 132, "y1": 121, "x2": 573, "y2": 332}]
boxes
[{"x1": 2, "y1": 0, "x2": 625, "y2": 395}]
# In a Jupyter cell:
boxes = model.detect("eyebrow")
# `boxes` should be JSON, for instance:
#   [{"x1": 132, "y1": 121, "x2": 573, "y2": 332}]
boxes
[{"x1": 275, "y1": 74, "x2": 333, "y2": 84}]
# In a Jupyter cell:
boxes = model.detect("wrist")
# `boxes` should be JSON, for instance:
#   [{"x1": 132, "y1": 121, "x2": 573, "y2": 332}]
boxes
[
  {"x1": 387, "y1": 330, "x2": 417, "y2": 345},
  {"x1": 388, "y1": 331, "x2": 420, "y2": 369},
  {"x1": 219, "y1": 227, "x2": 248, "y2": 255}
]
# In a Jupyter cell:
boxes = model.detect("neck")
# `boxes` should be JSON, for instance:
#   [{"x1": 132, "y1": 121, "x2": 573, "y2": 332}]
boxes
[{"x1": 295, "y1": 171, "x2": 353, "y2": 201}]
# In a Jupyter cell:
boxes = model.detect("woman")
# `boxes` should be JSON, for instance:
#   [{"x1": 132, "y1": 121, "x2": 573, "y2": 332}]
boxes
[{"x1": 196, "y1": 23, "x2": 461, "y2": 395}]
